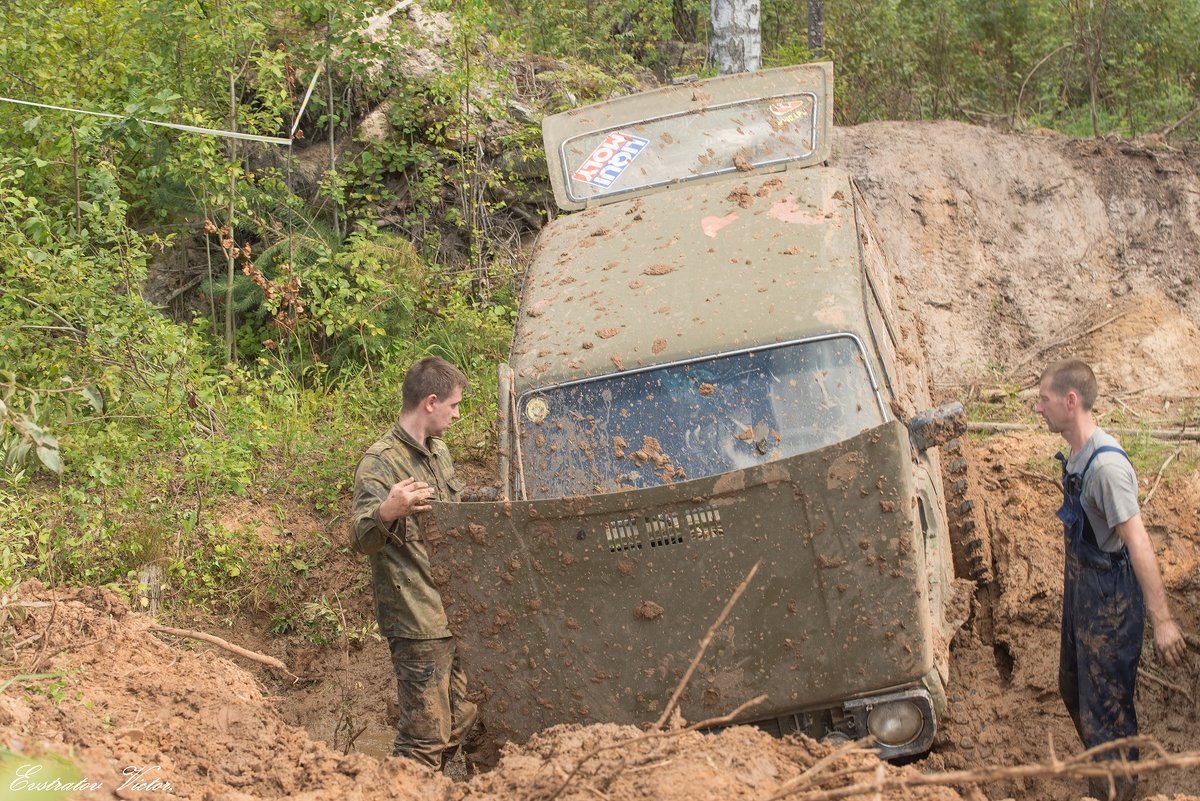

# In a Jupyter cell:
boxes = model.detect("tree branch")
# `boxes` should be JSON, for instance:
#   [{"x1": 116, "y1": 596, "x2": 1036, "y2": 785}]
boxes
[
  {"x1": 765, "y1": 736, "x2": 1200, "y2": 801},
  {"x1": 654, "y1": 560, "x2": 761, "y2": 729},
  {"x1": 148, "y1": 623, "x2": 298, "y2": 682}
]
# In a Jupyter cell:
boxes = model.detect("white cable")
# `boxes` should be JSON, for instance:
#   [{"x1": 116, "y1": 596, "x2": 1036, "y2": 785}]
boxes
[
  {"x1": 0, "y1": 95, "x2": 292, "y2": 145},
  {"x1": 290, "y1": 64, "x2": 323, "y2": 138}
]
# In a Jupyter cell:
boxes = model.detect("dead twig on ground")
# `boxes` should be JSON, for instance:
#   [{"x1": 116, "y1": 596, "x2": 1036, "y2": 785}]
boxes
[
  {"x1": 12, "y1": 631, "x2": 44, "y2": 651},
  {"x1": 1183, "y1": 632, "x2": 1200, "y2": 650},
  {"x1": 1111, "y1": 395, "x2": 1141, "y2": 420},
  {"x1": 760, "y1": 739, "x2": 874, "y2": 801},
  {"x1": 1159, "y1": 104, "x2": 1200, "y2": 139},
  {"x1": 27, "y1": 593, "x2": 57, "y2": 673},
  {"x1": 654, "y1": 561, "x2": 761, "y2": 730},
  {"x1": 762, "y1": 737, "x2": 1200, "y2": 801},
  {"x1": 1138, "y1": 667, "x2": 1194, "y2": 703},
  {"x1": 1006, "y1": 311, "x2": 1128, "y2": 378},
  {"x1": 869, "y1": 763, "x2": 885, "y2": 801},
  {"x1": 543, "y1": 561, "x2": 766, "y2": 800},
  {"x1": 1143, "y1": 447, "x2": 1181, "y2": 507},
  {"x1": 147, "y1": 623, "x2": 298, "y2": 682},
  {"x1": 1017, "y1": 469, "x2": 1059, "y2": 487}
]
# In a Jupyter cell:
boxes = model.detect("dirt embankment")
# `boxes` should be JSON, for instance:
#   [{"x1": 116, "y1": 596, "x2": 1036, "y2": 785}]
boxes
[
  {"x1": 3, "y1": 583, "x2": 967, "y2": 801},
  {"x1": 837, "y1": 121, "x2": 1200, "y2": 406},
  {"x1": 4, "y1": 122, "x2": 1200, "y2": 801}
]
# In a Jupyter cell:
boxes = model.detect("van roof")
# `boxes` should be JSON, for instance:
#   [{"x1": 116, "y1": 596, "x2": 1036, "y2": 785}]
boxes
[
  {"x1": 510, "y1": 165, "x2": 869, "y2": 395},
  {"x1": 543, "y1": 62, "x2": 834, "y2": 211}
]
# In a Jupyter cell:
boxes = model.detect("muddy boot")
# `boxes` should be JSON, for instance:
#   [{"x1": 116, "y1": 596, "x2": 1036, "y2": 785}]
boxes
[
  {"x1": 440, "y1": 746, "x2": 468, "y2": 780},
  {"x1": 463, "y1": 720, "x2": 501, "y2": 774}
]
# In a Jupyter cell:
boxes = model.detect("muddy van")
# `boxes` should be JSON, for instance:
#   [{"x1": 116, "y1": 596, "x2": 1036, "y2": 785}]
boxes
[{"x1": 429, "y1": 62, "x2": 976, "y2": 759}]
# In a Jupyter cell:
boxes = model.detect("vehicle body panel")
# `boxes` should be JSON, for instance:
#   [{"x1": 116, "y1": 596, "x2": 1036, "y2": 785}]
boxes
[
  {"x1": 512, "y1": 165, "x2": 868, "y2": 393},
  {"x1": 428, "y1": 420, "x2": 932, "y2": 743}
]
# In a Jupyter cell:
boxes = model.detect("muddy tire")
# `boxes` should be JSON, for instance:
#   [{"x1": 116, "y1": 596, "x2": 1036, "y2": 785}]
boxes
[{"x1": 941, "y1": 437, "x2": 994, "y2": 585}]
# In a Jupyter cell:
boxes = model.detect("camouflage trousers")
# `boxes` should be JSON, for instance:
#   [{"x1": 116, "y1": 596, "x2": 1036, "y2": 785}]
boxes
[{"x1": 388, "y1": 636, "x2": 480, "y2": 770}]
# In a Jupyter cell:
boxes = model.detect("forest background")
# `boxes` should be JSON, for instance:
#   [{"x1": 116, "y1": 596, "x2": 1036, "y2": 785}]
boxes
[{"x1": 1, "y1": 0, "x2": 1198, "y2": 634}]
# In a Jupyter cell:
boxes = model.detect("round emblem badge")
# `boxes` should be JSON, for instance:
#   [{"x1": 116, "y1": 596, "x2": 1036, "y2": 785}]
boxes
[{"x1": 525, "y1": 397, "x2": 549, "y2": 423}]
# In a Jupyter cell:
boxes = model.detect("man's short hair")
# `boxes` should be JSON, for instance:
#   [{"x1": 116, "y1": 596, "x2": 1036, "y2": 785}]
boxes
[
  {"x1": 1041, "y1": 359, "x2": 1098, "y2": 411},
  {"x1": 402, "y1": 356, "x2": 468, "y2": 411}
]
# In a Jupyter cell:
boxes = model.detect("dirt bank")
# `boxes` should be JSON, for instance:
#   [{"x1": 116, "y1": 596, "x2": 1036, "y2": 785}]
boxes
[
  {"x1": 2, "y1": 583, "x2": 967, "y2": 800},
  {"x1": 837, "y1": 121, "x2": 1200, "y2": 406}
]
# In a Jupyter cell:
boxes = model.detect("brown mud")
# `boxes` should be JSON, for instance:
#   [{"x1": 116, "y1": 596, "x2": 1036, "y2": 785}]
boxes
[{"x1": 4, "y1": 121, "x2": 1200, "y2": 800}]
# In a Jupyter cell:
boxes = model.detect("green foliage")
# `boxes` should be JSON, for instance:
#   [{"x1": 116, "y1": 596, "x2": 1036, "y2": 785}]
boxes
[
  {"x1": 463, "y1": 0, "x2": 706, "y2": 73},
  {"x1": 0, "y1": 142, "x2": 512, "y2": 604},
  {"x1": 753, "y1": 0, "x2": 1200, "y2": 135}
]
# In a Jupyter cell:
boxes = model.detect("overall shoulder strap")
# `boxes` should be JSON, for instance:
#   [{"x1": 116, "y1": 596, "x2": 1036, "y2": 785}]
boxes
[{"x1": 1080, "y1": 444, "x2": 1130, "y2": 479}]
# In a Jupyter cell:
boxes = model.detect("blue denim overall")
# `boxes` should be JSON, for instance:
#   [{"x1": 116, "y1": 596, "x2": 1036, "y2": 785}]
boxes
[{"x1": 1056, "y1": 446, "x2": 1144, "y2": 767}]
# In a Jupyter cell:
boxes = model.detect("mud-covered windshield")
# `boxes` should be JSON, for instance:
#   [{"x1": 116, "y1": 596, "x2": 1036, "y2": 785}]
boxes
[{"x1": 516, "y1": 336, "x2": 885, "y2": 499}]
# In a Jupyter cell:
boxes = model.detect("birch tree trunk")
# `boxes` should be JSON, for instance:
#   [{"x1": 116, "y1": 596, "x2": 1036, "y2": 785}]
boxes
[{"x1": 710, "y1": 0, "x2": 761, "y2": 74}]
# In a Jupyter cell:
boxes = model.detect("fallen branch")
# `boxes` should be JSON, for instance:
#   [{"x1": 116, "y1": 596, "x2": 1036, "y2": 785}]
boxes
[
  {"x1": 1138, "y1": 666, "x2": 1194, "y2": 703},
  {"x1": 537, "y1": 561, "x2": 765, "y2": 799},
  {"x1": 1006, "y1": 311, "x2": 1128, "y2": 376},
  {"x1": 760, "y1": 738, "x2": 874, "y2": 801},
  {"x1": 160, "y1": 275, "x2": 204, "y2": 305},
  {"x1": 654, "y1": 560, "x2": 761, "y2": 730},
  {"x1": 1017, "y1": 469, "x2": 1059, "y2": 487},
  {"x1": 1142, "y1": 447, "x2": 1181, "y2": 507},
  {"x1": 765, "y1": 736, "x2": 1200, "y2": 801},
  {"x1": 148, "y1": 623, "x2": 298, "y2": 682},
  {"x1": 1159, "y1": 104, "x2": 1200, "y2": 139},
  {"x1": 28, "y1": 591, "x2": 58, "y2": 673},
  {"x1": 967, "y1": 422, "x2": 1200, "y2": 441}
]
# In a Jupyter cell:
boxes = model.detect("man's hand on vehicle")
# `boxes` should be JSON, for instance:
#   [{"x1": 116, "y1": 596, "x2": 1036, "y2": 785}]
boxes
[{"x1": 379, "y1": 477, "x2": 435, "y2": 522}]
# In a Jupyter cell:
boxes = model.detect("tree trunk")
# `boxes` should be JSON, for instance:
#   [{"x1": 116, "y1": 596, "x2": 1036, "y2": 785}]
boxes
[
  {"x1": 673, "y1": 0, "x2": 698, "y2": 42},
  {"x1": 710, "y1": 0, "x2": 761, "y2": 74},
  {"x1": 807, "y1": 0, "x2": 824, "y2": 58}
]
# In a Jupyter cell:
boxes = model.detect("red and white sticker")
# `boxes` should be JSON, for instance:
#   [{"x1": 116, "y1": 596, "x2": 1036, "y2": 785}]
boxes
[
  {"x1": 769, "y1": 98, "x2": 811, "y2": 126},
  {"x1": 572, "y1": 131, "x2": 650, "y2": 189},
  {"x1": 769, "y1": 100, "x2": 807, "y2": 117}
]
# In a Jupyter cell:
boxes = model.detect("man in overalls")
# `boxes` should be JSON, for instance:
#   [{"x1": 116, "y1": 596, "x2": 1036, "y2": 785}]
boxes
[{"x1": 1035, "y1": 359, "x2": 1186, "y2": 800}]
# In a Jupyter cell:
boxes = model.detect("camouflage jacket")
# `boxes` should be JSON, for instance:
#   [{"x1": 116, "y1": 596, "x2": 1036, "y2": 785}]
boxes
[{"x1": 351, "y1": 422, "x2": 463, "y2": 639}]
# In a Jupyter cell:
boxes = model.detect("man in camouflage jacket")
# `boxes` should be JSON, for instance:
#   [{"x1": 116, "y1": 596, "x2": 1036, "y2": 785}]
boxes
[{"x1": 351, "y1": 356, "x2": 477, "y2": 770}]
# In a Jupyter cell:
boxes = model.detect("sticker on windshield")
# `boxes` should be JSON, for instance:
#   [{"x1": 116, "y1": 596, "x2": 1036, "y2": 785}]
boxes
[
  {"x1": 769, "y1": 98, "x2": 812, "y2": 127},
  {"x1": 572, "y1": 131, "x2": 650, "y2": 189}
]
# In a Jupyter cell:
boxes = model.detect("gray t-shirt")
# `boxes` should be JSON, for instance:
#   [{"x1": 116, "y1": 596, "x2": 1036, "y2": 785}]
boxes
[{"x1": 1065, "y1": 428, "x2": 1140, "y2": 552}]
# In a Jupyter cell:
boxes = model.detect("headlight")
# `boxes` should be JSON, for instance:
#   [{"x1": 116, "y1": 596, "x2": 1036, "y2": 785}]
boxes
[{"x1": 866, "y1": 700, "x2": 925, "y2": 746}]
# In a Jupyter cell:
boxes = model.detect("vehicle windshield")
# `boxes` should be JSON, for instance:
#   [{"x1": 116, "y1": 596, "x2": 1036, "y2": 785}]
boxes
[{"x1": 516, "y1": 336, "x2": 885, "y2": 499}]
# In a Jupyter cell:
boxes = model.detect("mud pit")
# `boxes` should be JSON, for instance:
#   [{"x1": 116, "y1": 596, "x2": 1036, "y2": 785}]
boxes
[{"x1": 4, "y1": 122, "x2": 1200, "y2": 800}]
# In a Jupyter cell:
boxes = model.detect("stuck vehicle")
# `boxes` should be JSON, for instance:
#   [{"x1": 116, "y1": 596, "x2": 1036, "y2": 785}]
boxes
[{"x1": 428, "y1": 62, "x2": 978, "y2": 759}]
